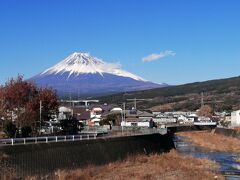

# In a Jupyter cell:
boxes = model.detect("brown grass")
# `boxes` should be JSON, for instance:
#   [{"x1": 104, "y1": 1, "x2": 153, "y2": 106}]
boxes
[
  {"x1": 177, "y1": 131, "x2": 240, "y2": 153},
  {"x1": 0, "y1": 152, "x2": 16, "y2": 180},
  {"x1": 32, "y1": 150, "x2": 223, "y2": 180},
  {"x1": 235, "y1": 128, "x2": 240, "y2": 133}
]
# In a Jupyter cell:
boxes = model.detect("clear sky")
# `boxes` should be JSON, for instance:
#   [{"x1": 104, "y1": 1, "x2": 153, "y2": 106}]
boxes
[{"x1": 1, "y1": 0, "x2": 240, "y2": 85}]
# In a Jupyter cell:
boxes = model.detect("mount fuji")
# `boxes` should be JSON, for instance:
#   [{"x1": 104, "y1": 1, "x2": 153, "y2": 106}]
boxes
[{"x1": 30, "y1": 52, "x2": 167, "y2": 97}]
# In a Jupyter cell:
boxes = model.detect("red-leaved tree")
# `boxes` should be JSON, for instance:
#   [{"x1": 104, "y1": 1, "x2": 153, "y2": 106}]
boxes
[{"x1": 0, "y1": 75, "x2": 59, "y2": 130}]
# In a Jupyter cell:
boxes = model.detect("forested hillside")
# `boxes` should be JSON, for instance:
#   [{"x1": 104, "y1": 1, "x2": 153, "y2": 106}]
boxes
[{"x1": 98, "y1": 76, "x2": 240, "y2": 112}]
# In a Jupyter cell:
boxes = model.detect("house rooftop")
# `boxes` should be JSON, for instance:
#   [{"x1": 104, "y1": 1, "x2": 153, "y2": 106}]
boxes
[{"x1": 125, "y1": 110, "x2": 153, "y2": 117}]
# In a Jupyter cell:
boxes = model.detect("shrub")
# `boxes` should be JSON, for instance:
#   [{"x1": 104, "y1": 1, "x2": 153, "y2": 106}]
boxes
[
  {"x1": 60, "y1": 118, "x2": 81, "y2": 135},
  {"x1": 4, "y1": 121, "x2": 17, "y2": 138},
  {"x1": 21, "y1": 126, "x2": 32, "y2": 137}
]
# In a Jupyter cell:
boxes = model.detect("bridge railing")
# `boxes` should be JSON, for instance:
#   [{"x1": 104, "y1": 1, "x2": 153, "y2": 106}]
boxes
[
  {"x1": 0, "y1": 127, "x2": 167, "y2": 146},
  {"x1": 0, "y1": 134, "x2": 97, "y2": 146}
]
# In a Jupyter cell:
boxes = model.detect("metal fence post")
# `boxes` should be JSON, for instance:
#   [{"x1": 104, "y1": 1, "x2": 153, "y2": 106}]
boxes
[
  {"x1": 64, "y1": 136, "x2": 66, "y2": 141},
  {"x1": 80, "y1": 135, "x2": 82, "y2": 140},
  {"x1": 24, "y1": 138, "x2": 26, "y2": 144},
  {"x1": 55, "y1": 136, "x2": 58, "y2": 142},
  {"x1": 11, "y1": 139, "x2": 14, "y2": 145},
  {"x1": 46, "y1": 137, "x2": 48, "y2": 143},
  {"x1": 35, "y1": 138, "x2": 37, "y2": 143},
  {"x1": 87, "y1": 135, "x2": 89, "y2": 140},
  {"x1": 72, "y1": 135, "x2": 75, "y2": 141},
  {"x1": 94, "y1": 134, "x2": 96, "y2": 139}
]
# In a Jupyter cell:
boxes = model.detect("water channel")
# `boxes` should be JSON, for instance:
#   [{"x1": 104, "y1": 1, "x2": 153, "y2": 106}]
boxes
[{"x1": 174, "y1": 135, "x2": 240, "y2": 180}]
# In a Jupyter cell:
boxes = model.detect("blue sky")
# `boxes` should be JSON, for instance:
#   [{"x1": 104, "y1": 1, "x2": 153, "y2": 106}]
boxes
[{"x1": 0, "y1": 0, "x2": 240, "y2": 85}]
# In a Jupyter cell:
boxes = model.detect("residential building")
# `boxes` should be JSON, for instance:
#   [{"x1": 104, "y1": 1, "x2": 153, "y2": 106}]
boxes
[
  {"x1": 121, "y1": 109, "x2": 154, "y2": 127},
  {"x1": 231, "y1": 110, "x2": 240, "y2": 127}
]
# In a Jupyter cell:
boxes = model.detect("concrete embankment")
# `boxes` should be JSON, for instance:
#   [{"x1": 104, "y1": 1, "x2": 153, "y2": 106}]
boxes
[
  {"x1": 168, "y1": 125, "x2": 215, "y2": 133},
  {"x1": 0, "y1": 133, "x2": 174, "y2": 178},
  {"x1": 214, "y1": 127, "x2": 240, "y2": 139}
]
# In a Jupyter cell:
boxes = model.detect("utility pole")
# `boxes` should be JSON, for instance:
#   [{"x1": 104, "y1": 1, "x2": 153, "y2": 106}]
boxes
[
  {"x1": 201, "y1": 92, "x2": 204, "y2": 107},
  {"x1": 40, "y1": 100, "x2": 42, "y2": 131},
  {"x1": 121, "y1": 102, "x2": 126, "y2": 132},
  {"x1": 134, "y1": 98, "x2": 137, "y2": 110},
  {"x1": 126, "y1": 98, "x2": 152, "y2": 110},
  {"x1": 123, "y1": 102, "x2": 126, "y2": 121}
]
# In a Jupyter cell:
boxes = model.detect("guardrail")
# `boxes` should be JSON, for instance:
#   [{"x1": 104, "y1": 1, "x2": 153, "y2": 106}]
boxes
[
  {"x1": 0, "y1": 134, "x2": 97, "y2": 146},
  {"x1": 0, "y1": 128, "x2": 167, "y2": 146}
]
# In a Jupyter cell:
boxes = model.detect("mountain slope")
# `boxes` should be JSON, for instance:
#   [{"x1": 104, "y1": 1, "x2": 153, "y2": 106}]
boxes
[
  {"x1": 41, "y1": 52, "x2": 145, "y2": 81},
  {"x1": 30, "y1": 52, "x2": 166, "y2": 97},
  {"x1": 99, "y1": 76, "x2": 240, "y2": 112}
]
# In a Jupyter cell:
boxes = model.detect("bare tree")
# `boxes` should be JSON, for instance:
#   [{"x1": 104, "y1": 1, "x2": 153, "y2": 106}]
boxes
[{"x1": 197, "y1": 105, "x2": 213, "y2": 118}]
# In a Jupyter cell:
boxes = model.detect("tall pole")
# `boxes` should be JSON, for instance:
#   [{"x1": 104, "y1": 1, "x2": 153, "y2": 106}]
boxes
[
  {"x1": 122, "y1": 102, "x2": 126, "y2": 132},
  {"x1": 123, "y1": 102, "x2": 126, "y2": 121},
  {"x1": 121, "y1": 106, "x2": 123, "y2": 123},
  {"x1": 201, "y1": 92, "x2": 204, "y2": 107},
  {"x1": 134, "y1": 98, "x2": 137, "y2": 110},
  {"x1": 40, "y1": 100, "x2": 42, "y2": 131}
]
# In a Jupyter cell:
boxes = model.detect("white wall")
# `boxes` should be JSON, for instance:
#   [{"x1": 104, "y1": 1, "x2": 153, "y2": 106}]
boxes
[
  {"x1": 121, "y1": 121, "x2": 150, "y2": 127},
  {"x1": 153, "y1": 118, "x2": 176, "y2": 123},
  {"x1": 90, "y1": 112, "x2": 101, "y2": 119},
  {"x1": 231, "y1": 110, "x2": 240, "y2": 127}
]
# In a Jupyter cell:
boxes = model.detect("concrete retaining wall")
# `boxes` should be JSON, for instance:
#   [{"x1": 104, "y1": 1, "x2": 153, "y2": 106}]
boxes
[
  {"x1": 168, "y1": 125, "x2": 215, "y2": 133},
  {"x1": 215, "y1": 128, "x2": 240, "y2": 139},
  {"x1": 0, "y1": 133, "x2": 174, "y2": 178}
]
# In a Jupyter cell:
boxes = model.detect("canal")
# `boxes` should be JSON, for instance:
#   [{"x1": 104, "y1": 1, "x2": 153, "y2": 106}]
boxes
[{"x1": 174, "y1": 135, "x2": 240, "y2": 180}]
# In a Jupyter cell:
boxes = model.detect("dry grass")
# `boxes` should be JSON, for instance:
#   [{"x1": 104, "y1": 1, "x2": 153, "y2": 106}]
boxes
[
  {"x1": 34, "y1": 150, "x2": 223, "y2": 180},
  {"x1": 0, "y1": 152, "x2": 16, "y2": 180},
  {"x1": 235, "y1": 128, "x2": 240, "y2": 133},
  {"x1": 177, "y1": 131, "x2": 240, "y2": 153}
]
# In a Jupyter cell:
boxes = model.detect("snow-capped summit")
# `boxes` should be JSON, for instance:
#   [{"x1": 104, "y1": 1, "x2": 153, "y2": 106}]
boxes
[
  {"x1": 30, "y1": 52, "x2": 167, "y2": 97},
  {"x1": 41, "y1": 52, "x2": 144, "y2": 81}
]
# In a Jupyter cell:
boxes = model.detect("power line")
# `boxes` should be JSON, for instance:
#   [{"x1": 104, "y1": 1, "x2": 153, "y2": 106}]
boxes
[{"x1": 126, "y1": 98, "x2": 153, "y2": 110}]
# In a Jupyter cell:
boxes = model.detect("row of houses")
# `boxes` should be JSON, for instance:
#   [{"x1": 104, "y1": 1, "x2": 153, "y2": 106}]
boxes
[
  {"x1": 57, "y1": 104, "x2": 156, "y2": 128},
  {"x1": 40, "y1": 100, "x2": 240, "y2": 130},
  {"x1": 2, "y1": 101, "x2": 240, "y2": 130},
  {"x1": 58, "y1": 104, "x2": 121, "y2": 126},
  {"x1": 153, "y1": 111, "x2": 240, "y2": 127},
  {"x1": 152, "y1": 111, "x2": 198, "y2": 124}
]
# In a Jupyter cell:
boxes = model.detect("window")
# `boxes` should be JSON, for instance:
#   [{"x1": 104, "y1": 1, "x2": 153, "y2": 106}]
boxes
[{"x1": 131, "y1": 122, "x2": 137, "y2": 127}]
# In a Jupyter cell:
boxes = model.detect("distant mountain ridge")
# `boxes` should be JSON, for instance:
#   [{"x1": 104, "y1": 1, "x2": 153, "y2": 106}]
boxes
[
  {"x1": 30, "y1": 52, "x2": 167, "y2": 97},
  {"x1": 98, "y1": 76, "x2": 240, "y2": 112}
]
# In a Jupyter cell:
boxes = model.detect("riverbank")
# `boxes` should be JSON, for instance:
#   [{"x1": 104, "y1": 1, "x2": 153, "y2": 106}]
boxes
[
  {"x1": 26, "y1": 150, "x2": 223, "y2": 180},
  {"x1": 177, "y1": 131, "x2": 240, "y2": 153}
]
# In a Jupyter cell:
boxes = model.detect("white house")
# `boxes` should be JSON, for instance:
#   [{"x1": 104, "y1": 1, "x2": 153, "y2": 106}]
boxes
[
  {"x1": 231, "y1": 110, "x2": 240, "y2": 127},
  {"x1": 91, "y1": 107, "x2": 102, "y2": 119},
  {"x1": 121, "y1": 120, "x2": 150, "y2": 127},
  {"x1": 121, "y1": 110, "x2": 154, "y2": 127},
  {"x1": 153, "y1": 114, "x2": 177, "y2": 124},
  {"x1": 110, "y1": 107, "x2": 122, "y2": 112},
  {"x1": 58, "y1": 106, "x2": 73, "y2": 120}
]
